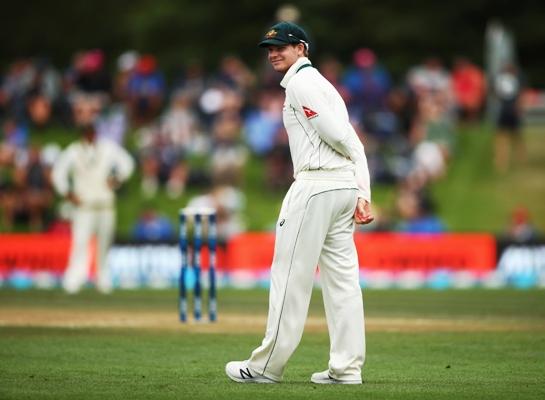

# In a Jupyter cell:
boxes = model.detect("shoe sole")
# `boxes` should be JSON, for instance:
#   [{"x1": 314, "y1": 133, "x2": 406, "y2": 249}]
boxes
[{"x1": 311, "y1": 377, "x2": 362, "y2": 385}]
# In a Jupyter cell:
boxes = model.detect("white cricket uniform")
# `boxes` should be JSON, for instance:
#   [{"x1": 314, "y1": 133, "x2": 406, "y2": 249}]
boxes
[
  {"x1": 51, "y1": 138, "x2": 134, "y2": 293},
  {"x1": 247, "y1": 57, "x2": 371, "y2": 382}
]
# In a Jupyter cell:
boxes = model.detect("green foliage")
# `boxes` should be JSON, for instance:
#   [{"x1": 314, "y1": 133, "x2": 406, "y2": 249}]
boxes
[
  {"x1": 2, "y1": 1, "x2": 545, "y2": 84},
  {"x1": 432, "y1": 124, "x2": 545, "y2": 232}
]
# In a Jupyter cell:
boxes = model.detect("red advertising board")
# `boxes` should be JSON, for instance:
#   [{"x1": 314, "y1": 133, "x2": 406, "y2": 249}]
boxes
[
  {"x1": 0, "y1": 232, "x2": 497, "y2": 273},
  {"x1": 0, "y1": 234, "x2": 71, "y2": 274},
  {"x1": 354, "y1": 233, "x2": 496, "y2": 271},
  {"x1": 226, "y1": 232, "x2": 497, "y2": 271}
]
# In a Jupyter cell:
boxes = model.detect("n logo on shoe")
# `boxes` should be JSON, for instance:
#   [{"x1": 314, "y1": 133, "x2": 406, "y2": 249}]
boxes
[{"x1": 240, "y1": 368, "x2": 253, "y2": 379}]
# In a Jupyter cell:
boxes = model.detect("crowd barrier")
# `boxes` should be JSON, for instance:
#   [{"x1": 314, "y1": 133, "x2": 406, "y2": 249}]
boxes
[
  {"x1": 227, "y1": 232, "x2": 496, "y2": 272},
  {"x1": 1, "y1": 232, "x2": 543, "y2": 289}
]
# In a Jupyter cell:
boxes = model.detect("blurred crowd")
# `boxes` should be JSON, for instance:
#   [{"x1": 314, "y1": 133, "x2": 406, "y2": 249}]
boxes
[{"x1": 0, "y1": 47, "x2": 528, "y2": 239}]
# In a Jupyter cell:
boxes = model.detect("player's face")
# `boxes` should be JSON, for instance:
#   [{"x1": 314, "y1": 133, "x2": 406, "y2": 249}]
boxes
[{"x1": 267, "y1": 44, "x2": 305, "y2": 73}]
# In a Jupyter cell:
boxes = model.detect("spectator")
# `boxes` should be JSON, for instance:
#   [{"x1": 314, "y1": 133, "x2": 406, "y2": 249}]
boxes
[
  {"x1": 131, "y1": 205, "x2": 175, "y2": 242},
  {"x1": 0, "y1": 47, "x2": 500, "y2": 237},
  {"x1": 0, "y1": 119, "x2": 29, "y2": 230},
  {"x1": 73, "y1": 49, "x2": 112, "y2": 96},
  {"x1": 163, "y1": 90, "x2": 202, "y2": 152},
  {"x1": 504, "y1": 206, "x2": 540, "y2": 243},
  {"x1": 136, "y1": 118, "x2": 191, "y2": 199},
  {"x1": 407, "y1": 57, "x2": 452, "y2": 101},
  {"x1": 137, "y1": 123, "x2": 169, "y2": 198},
  {"x1": 493, "y1": 63, "x2": 525, "y2": 173},
  {"x1": 409, "y1": 96, "x2": 455, "y2": 188},
  {"x1": 95, "y1": 102, "x2": 128, "y2": 145},
  {"x1": 318, "y1": 55, "x2": 348, "y2": 98},
  {"x1": 243, "y1": 89, "x2": 292, "y2": 189},
  {"x1": 210, "y1": 111, "x2": 248, "y2": 186},
  {"x1": 396, "y1": 189, "x2": 446, "y2": 233},
  {"x1": 451, "y1": 57, "x2": 486, "y2": 121},
  {"x1": 198, "y1": 84, "x2": 243, "y2": 130},
  {"x1": 0, "y1": 143, "x2": 54, "y2": 231},
  {"x1": 0, "y1": 59, "x2": 36, "y2": 121},
  {"x1": 0, "y1": 152, "x2": 18, "y2": 231},
  {"x1": 386, "y1": 87, "x2": 418, "y2": 140},
  {"x1": 26, "y1": 93, "x2": 53, "y2": 128},
  {"x1": 186, "y1": 184, "x2": 246, "y2": 244},
  {"x1": 16, "y1": 145, "x2": 54, "y2": 231},
  {"x1": 70, "y1": 92, "x2": 128, "y2": 146},
  {"x1": 63, "y1": 51, "x2": 85, "y2": 96},
  {"x1": 1, "y1": 117, "x2": 28, "y2": 154},
  {"x1": 113, "y1": 50, "x2": 139, "y2": 102},
  {"x1": 342, "y1": 48, "x2": 392, "y2": 134},
  {"x1": 243, "y1": 90, "x2": 284, "y2": 156},
  {"x1": 216, "y1": 55, "x2": 256, "y2": 94},
  {"x1": 264, "y1": 127, "x2": 293, "y2": 190},
  {"x1": 89, "y1": 52, "x2": 135, "y2": 145},
  {"x1": 162, "y1": 91, "x2": 209, "y2": 196},
  {"x1": 24, "y1": 59, "x2": 61, "y2": 128},
  {"x1": 127, "y1": 54, "x2": 166, "y2": 126},
  {"x1": 171, "y1": 61, "x2": 206, "y2": 108}
]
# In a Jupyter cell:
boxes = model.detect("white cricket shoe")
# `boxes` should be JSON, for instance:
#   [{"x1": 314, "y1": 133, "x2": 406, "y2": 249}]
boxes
[
  {"x1": 225, "y1": 360, "x2": 277, "y2": 383},
  {"x1": 310, "y1": 370, "x2": 362, "y2": 384}
]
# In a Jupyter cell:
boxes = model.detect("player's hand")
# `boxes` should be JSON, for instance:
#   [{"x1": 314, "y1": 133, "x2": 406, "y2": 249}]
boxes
[
  {"x1": 354, "y1": 198, "x2": 374, "y2": 225},
  {"x1": 67, "y1": 192, "x2": 81, "y2": 206}
]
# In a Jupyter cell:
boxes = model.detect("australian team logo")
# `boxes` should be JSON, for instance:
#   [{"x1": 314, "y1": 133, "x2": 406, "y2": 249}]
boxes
[
  {"x1": 265, "y1": 29, "x2": 277, "y2": 38},
  {"x1": 302, "y1": 106, "x2": 318, "y2": 119}
]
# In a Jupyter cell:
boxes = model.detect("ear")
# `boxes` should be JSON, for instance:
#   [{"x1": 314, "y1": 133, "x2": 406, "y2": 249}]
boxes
[{"x1": 295, "y1": 43, "x2": 306, "y2": 56}]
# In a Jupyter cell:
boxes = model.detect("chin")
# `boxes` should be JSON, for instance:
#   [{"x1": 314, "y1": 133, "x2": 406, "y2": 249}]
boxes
[
  {"x1": 269, "y1": 60, "x2": 282, "y2": 70},
  {"x1": 272, "y1": 64, "x2": 288, "y2": 73}
]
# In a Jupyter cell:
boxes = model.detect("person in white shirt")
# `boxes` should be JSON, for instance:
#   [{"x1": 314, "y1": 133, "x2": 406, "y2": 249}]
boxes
[
  {"x1": 226, "y1": 21, "x2": 374, "y2": 384},
  {"x1": 51, "y1": 124, "x2": 134, "y2": 293}
]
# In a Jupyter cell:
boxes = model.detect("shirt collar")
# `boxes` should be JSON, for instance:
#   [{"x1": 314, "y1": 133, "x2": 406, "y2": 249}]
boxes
[{"x1": 280, "y1": 57, "x2": 311, "y2": 88}]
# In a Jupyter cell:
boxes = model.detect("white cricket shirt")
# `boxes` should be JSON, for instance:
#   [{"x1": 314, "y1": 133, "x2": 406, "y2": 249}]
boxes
[
  {"x1": 281, "y1": 57, "x2": 371, "y2": 202},
  {"x1": 52, "y1": 138, "x2": 134, "y2": 208}
]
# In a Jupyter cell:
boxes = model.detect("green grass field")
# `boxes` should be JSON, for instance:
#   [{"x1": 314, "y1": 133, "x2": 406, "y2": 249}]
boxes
[{"x1": 1, "y1": 289, "x2": 544, "y2": 399}]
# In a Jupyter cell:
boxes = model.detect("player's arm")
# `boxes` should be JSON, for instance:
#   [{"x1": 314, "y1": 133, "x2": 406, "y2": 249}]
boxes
[
  {"x1": 51, "y1": 146, "x2": 80, "y2": 205},
  {"x1": 339, "y1": 124, "x2": 372, "y2": 204},
  {"x1": 289, "y1": 80, "x2": 372, "y2": 203},
  {"x1": 108, "y1": 144, "x2": 135, "y2": 188}
]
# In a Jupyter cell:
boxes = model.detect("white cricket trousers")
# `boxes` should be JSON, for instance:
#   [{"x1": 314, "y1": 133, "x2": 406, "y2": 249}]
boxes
[
  {"x1": 248, "y1": 170, "x2": 365, "y2": 382},
  {"x1": 62, "y1": 206, "x2": 115, "y2": 293}
]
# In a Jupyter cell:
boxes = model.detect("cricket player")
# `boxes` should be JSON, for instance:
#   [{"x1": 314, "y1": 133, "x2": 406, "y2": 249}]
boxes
[
  {"x1": 51, "y1": 124, "x2": 134, "y2": 293},
  {"x1": 226, "y1": 21, "x2": 373, "y2": 384}
]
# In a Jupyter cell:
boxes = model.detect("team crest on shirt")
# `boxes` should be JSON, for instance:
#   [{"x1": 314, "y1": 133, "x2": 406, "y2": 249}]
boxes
[{"x1": 302, "y1": 106, "x2": 318, "y2": 119}]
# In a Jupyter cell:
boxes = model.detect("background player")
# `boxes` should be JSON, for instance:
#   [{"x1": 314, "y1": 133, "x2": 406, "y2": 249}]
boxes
[{"x1": 52, "y1": 123, "x2": 134, "y2": 293}]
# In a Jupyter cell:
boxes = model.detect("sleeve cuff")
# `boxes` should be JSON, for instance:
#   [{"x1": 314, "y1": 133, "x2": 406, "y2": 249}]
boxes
[{"x1": 358, "y1": 190, "x2": 371, "y2": 203}]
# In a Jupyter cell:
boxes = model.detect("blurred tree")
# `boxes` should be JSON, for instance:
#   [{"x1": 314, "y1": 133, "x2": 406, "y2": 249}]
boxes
[{"x1": 1, "y1": 0, "x2": 544, "y2": 86}]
